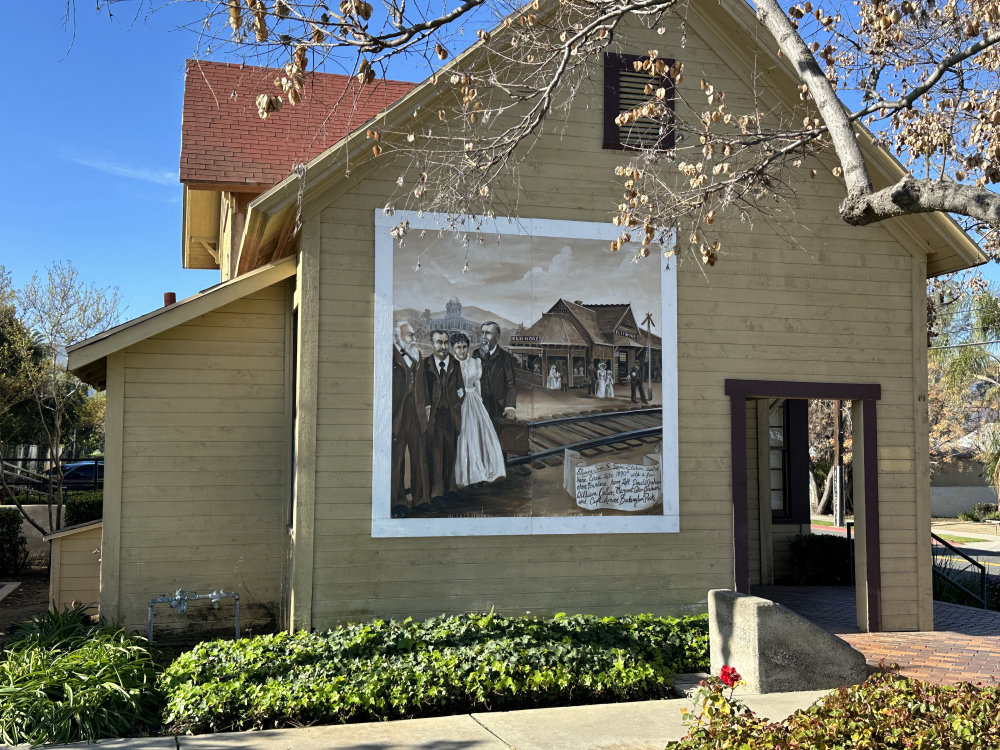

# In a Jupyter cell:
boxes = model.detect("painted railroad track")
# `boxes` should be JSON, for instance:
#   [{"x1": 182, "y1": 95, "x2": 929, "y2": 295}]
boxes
[{"x1": 506, "y1": 406, "x2": 662, "y2": 469}]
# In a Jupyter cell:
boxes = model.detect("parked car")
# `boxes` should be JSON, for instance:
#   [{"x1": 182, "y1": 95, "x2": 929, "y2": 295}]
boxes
[{"x1": 55, "y1": 461, "x2": 104, "y2": 490}]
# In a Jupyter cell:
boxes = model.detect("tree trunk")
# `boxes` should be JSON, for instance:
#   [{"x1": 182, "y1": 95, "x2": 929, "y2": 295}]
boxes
[{"x1": 814, "y1": 469, "x2": 834, "y2": 514}]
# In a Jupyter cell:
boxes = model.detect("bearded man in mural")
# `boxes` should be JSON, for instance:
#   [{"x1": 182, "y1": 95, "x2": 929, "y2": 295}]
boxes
[
  {"x1": 474, "y1": 321, "x2": 518, "y2": 437},
  {"x1": 391, "y1": 321, "x2": 429, "y2": 517}
]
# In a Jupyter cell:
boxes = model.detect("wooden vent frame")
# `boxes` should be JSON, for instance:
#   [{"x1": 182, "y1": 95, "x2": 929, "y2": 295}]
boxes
[{"x1": 603, "y1": 53, "x2": 676, "y2": 151}]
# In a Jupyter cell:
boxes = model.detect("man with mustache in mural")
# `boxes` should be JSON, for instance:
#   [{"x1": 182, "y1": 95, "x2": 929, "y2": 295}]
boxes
[
  {"x1": 423, "y1": 329, "x2": 465, "y2": 506},
  {"x1": 474, "y1": 321, "x2": 518, "y2": 441},
  {"x1": 391, "y1": 321, "x2": 429, "y2": 518}
]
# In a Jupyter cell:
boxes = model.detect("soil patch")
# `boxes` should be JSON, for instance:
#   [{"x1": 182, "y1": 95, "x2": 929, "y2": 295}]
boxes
[{"x1": 0, "y1": 567, "x2": 50, "y2": 644}]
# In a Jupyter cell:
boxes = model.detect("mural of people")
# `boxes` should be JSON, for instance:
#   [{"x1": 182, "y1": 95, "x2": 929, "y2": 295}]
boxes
[
  {"x1": 423, "y1": 330, "x2": 465, "y2": 505},
  {"x1": 474, "y1": 321, "x2": 518, "y2": 433},
  {"x1": 629, "y1": 361, "x2": 649, "y2": 404},
  {"x1": 379, "y1": 217, "x2": 675, "y2": 529},
  {"x1": 451, "y1": 332, "x2": 506, "y2": 487},
  {"x1": 391, "y1": 322, "x2": 429, "y2": 517}
]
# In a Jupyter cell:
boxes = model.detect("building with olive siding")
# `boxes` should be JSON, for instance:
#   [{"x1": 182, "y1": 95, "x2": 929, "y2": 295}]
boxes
[{"x1": 67, "y1": 0, "x2": 984, "y2": 640}]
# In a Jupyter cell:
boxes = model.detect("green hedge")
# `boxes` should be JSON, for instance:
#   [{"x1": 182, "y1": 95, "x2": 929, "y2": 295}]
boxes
[
  {"x1": 64, "y1": 491, "x2": 104, "y2": 527},
  {"x1": 0, "y1": 506, "x2": 28, "y2": 575},
  {"x1": 161, "y1": 612, "x2": 709, "y2": 733},
  {"x1": 0, "y1": 607, "x2": 163, "y2": 746},
  {"x1": 667, "y1": 671, "x2": 1000, "y2": 748}
]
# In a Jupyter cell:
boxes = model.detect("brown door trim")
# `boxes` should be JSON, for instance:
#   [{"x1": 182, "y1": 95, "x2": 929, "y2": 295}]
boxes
[{"x1": 724, "y1": 379, "x2": 883, "y2": 631}]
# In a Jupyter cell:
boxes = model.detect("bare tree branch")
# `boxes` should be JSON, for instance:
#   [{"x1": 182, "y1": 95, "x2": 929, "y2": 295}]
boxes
[{"x1": 754, "y1": 0, "x2": 872, "y2": 199}]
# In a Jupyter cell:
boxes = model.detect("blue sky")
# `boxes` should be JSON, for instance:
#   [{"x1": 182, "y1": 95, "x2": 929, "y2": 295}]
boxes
[
  {"x1": 1, "y1": 3, "x2": 437, "y2": 323},
  {"x1": 3, "y1": 4, "x2": 222, "y2": 320},
  {"x1": 4, "y1": 3, "x2": 997, "y2": 327}
]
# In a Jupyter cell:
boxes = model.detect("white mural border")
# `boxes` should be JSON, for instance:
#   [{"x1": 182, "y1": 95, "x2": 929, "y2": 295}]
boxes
[{"x1": 372, "y1": 210, "x2": 679, "y2": 537}]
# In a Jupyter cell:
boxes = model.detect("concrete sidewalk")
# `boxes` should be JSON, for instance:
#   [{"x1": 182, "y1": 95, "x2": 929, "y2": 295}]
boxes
[{"x1": 33, "y1": 689, "x2": 832, "y2": 750}]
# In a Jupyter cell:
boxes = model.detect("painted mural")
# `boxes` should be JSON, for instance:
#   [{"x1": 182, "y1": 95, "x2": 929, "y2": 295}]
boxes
[{"x1": 373, "y1": 212, "x2": 678, "y2": 536}]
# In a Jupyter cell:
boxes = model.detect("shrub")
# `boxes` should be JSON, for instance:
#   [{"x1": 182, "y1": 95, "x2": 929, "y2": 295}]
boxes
[
  {"x1": 787, "y1": 534, "x2": 852, "y2": 585},
  {"x1": 666, "y1": 671, "x2": 1000, "y2": 749},
  {"x1": 64, "y1": 491, "x2": 104, "y2": 526},
  {"x1": 161, "y1": 612, "x2": 709, "y2": 733},
  {"x1": 0, "y1": 506, "x2": 28, "y2": 575},
  {"x1": 959, "y1": 501, "x2": 1000, "y2": 522},
  {"x1": 0, "y1": 606, "x2": 163, "y2": 746}
]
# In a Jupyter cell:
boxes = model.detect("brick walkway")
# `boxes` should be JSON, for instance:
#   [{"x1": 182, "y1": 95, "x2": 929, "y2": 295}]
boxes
[{"x1": 752, "y1": 586, "x2": 1000, "y2": 686}]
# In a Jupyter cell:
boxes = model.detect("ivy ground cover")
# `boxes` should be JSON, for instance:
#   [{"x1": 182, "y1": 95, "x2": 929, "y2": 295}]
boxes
[{"x1": 161, "y1": 611, "x2": 709, "y2": 733}]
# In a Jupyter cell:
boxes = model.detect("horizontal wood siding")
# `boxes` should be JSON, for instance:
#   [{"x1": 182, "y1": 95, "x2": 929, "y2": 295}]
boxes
[
  {"x1": 303, "y1": 9, "x2": 926, "y2": 628},
  {"x1": 116, "y1": 285, "x2": 289, "y2": 637},
  {"x1": 50, "y1": 526, "x2": 103, "y2": 611}
]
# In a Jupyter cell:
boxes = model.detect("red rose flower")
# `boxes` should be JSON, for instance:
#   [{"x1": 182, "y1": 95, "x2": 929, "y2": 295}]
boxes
[{"x1": 720, "y1": 664, "x2": 741, "y2": 687}]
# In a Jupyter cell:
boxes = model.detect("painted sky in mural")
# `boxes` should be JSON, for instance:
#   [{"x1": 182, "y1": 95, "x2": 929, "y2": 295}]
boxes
[{"x1": 392, "y1": 230, "x2": 660, "y2": 328}]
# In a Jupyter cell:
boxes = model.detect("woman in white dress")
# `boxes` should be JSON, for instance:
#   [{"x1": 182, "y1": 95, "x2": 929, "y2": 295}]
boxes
[
  {"x1": 451, "y1": 333, "x2": 506, "y2": 487},
  {"x1": 547, "y1": 364, "x2": 559, "y2": 389},
  {"x1": 595, "y1": 362, "x2": 608, "y2": 398}
]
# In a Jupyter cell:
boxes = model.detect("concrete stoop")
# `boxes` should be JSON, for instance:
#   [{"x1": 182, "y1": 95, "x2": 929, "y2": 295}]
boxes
[{"x1": 709, "y1": 588, "x2": 870, "y2": 694}]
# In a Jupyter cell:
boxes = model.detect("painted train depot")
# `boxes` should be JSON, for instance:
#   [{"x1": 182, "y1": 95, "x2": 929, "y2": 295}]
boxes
[{"x1": 66, "y1": 0, "x2": 984, "y2": 640}]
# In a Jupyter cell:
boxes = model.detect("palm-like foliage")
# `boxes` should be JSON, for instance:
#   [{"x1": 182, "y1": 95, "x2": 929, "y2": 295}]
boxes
[{"x1": 932, "y1": 285, "x2": 1000, "y2": 505}]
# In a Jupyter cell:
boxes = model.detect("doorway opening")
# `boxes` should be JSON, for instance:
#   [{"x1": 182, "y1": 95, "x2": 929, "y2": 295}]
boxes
[
  {"x1": 753, "y1": 398, "x2": 855, "y2": 588},
  {"x1": 725, "y1": 380, "x2": 882, "y2": 632}
]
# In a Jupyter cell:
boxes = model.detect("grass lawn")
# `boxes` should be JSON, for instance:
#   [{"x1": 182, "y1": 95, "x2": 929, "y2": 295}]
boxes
[{"x1": 934, "y1": 533, "x2": 986, "y2": 544}]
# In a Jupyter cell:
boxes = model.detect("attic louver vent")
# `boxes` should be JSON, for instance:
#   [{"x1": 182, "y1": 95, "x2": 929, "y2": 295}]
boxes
[{"x1": 603, "y1": 53, "x2": 675, "y2": 152}]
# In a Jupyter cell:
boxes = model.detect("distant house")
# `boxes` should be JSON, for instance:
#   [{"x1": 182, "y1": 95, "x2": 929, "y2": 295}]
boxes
[
  {"x1": 67, "y1": 0, "x2": 985, "y2": 640},
  {"x1": 931, "y1": 428, "x2": 999, "y2": 517}
]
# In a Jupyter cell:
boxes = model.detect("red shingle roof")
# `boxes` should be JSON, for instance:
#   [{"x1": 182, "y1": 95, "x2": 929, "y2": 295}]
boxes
[{"x1": 180, "y1": 60, "x2": 415, "y2": 187}]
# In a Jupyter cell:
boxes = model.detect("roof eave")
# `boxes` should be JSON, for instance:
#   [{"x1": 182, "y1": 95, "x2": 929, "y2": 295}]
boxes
[{"x1": 67, "y1": 256, "x2": 297, "y2": 388}]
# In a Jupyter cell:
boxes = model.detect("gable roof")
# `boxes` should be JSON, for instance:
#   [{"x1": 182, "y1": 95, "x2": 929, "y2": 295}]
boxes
[
  {"x1": 549, "y1": 300, "x2": 610, "y2": 345},
  {"x1": 43, "y1": 520, "x2": 103, "y2": 542},
  {"x1": 232, "y1": 0, "x2": 985, "y2": 277},
  {"x1": 181, "y1": 60, "x2": 415, "y2": 188},
  {"x1": 588, "y1": 304, "x2": 631, "y2": 334},
  {"x1": 520, "y1": 312, "x2": 589, "y2": 346},
  {"x1": 67, "y1": 256, "x2": 296, "y2": 388}
]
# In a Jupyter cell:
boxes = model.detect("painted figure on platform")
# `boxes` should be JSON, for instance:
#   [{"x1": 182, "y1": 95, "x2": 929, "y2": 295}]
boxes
[
  {"x1": 629, "y1": 361, "x2": 649, "y2": 404},
  {"x1": 596, "y1": 361, "x2": 615, "y2": 399},
  {"x1": 547, "y1": 364, "x2": 560, "y2": 390}
]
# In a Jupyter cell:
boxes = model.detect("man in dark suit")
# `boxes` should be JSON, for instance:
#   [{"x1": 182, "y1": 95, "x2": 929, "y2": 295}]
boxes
[
  {"x1": 629, "y1": 359, "x2": 649, "y2": 404},
  {"x1": 474, "y1": 321, "x2": 517, "y2": 434},
  {"x1": 391, "y1": 322, "x2": 429, "y2": 517},
  {"x1": 423, "y1": 329, "x2": 465, "y2": 505}
]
